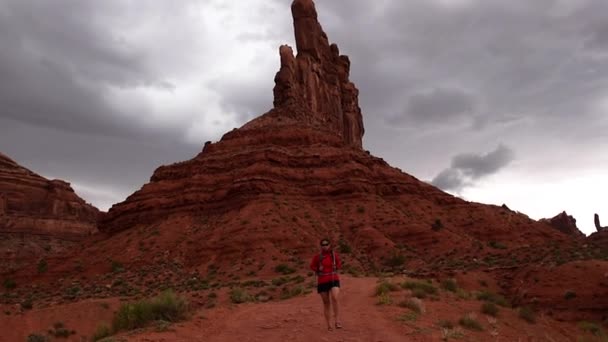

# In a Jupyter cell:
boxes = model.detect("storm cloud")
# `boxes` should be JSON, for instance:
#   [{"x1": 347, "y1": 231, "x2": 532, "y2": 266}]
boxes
[
  {"x1": 431, "y1": 145, "x2": 515, "y2": 192},
  {"x1": 1, "y1": 0, "x2": 607, "y2": 233}
]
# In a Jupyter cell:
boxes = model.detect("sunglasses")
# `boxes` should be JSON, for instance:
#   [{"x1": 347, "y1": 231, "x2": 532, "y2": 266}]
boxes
[{"x1": 320, "y1": 243, "x2": 330, "y2": 247}]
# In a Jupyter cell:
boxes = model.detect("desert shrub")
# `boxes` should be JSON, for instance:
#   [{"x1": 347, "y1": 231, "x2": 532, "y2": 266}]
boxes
[
  {"x1": 578, "y1": 321, "x2": 606, "y2": 337},
  {"x1": 37, "y1": 259, "x2": 48, "y2": 274},
  {"x1": 459, "y1": 314, "x2": 483, "y2": 331},
  {"x1": 401, "y1": 280, "x2": 438, "y2": 298},
  {"x1": 476, "y1": 290, "x2": 510, "y2": 307},
  {"x1": 399, "y1": 298, "x2": 423, "y2": 314},
  {"x1": 431, "y1": 219, "x2": 443, "y2": 231},
  {"x1": 112, "y1": 290, "x2": 189, "y2": 331},
  {"x1": 274, "y1": 264, "x2": 295, "y2": 275},
  {"x1": 26, "y1": 334, "x2": 48, "y2": 342},
  {"x1": 481, "y1": 302, "x2": 499, "y2": 317},
  {"x1": 280, "y1": 285, "x2": 305, "y2": 300},
  {"x1": 92, "y1": 324, "x2": 111, "y2": 341},
  {"x1": 488, "y1": 241, "x2": 507, "y2": 249},
  {"x1": 385, "y1": 252, "x2": 406, "y2": 268},
  {"x1": 518, "y1": 306, "x2": 536, "y2": 323},
  {"x1": 441, "y1": 278, "x2": 458, "y2": 292},
  {"x1": 229, "y1": 288, "x2": 253, "y2": 304},
  {"x1": 338, "y1": 240, "x2": 352, "y2": 254},
  {"x1": 21, "y1": 297, "x2": 33, "y2": 310},
  {"x1": 564, "y1": 290, "x2": 577, "y2": 300},
  {"x1": 3, "y1": 278, "x2": 16, "y2": 290},
  {"x1": 437, "y1": 319, "x2": 454, "y2": 329},
  {"x1": 376, "y1": 293, "x2": 392, "y2": 305},
  {"x1": 375, "y1": 280, "x2": 399, "y2": 296},
  {"x1": 110, "y1": 260, "x2": 124, "y2": 273}
]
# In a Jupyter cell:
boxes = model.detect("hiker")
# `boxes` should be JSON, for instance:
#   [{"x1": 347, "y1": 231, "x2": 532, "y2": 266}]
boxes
[{"x1": 310, "y1": 238, "x2": 342, "y2": 331}]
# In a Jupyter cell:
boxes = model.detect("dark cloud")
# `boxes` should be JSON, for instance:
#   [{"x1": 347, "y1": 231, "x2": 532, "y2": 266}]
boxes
[
  {"x1": 387, "y1": 87, "x2": 476, "y2": 126},
  {"x1": 431, "y1": 144, "x2": 515, "y2": 192}
]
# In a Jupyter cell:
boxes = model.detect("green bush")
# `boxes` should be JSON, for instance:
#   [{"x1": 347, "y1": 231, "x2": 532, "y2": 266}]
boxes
[
  {"x1": 375, "y1": 280, "x2": 399, "y2": 296},
  {"x1": 112, "y1": 290, "x2": 189, "y2": 332},
  {"x1": 274, "y1": 264, "x2": 295, "y2": 275},
  {"x1": 26, "y1": 334, "x2": 48, "y2": 342},
  {"x1": 385, "y1": 252, "x2": 406, "y2": 268},
  {"x1": 3, "y1": 278, "x2": 16, "y2": 290},
  {"x1": 229, "y1": 288, "x2": 253, "y2": 304},
  {"x1": 476, "y1": 290, "x2": 510, "y2": 307},
  {"x1": 441, "y1": 278, "x2": 458, "y2": 292},
  {"x1": 481, "y1": 302, "x2": 499, "y2": 317},
  {"x1": 399, "y1": 298, "x2": 422, "y2": 314},
  {"x1": 37, "y1": 259, "x2": 48, "y2": 274},
  {"x1": 518, "y1": 306, "x2": 536, "y2": 323},
  {"x1": 401, "y1": 280, "x2": 438, "y2": 297},
  {"x1": 459, "y1": 315, "x2": 483, "y2": 331},
  {"x1": 431, "y1": 219, "x2": 443, "y2": 231},
  {"x1": 578, "y1": 321, "x2": 606, "y2": 337},
  {"x1": 92, "y1": 324, "x2": 111, "y2": 341},
  {"x1": 338, "y1": 240, "x2": 352, "y2": 254},
  {"x1": 488, "y1": 241, "x2": 507, "y2": 249}
]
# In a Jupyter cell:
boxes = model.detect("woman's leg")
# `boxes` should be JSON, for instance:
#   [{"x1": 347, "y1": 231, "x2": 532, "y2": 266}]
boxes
[
  {"x1": 330, "y1": 286, "x2": 340, "y2": 327},
  {"x1": 320, "y1": 291, "x2": 332, "y2": 330}
]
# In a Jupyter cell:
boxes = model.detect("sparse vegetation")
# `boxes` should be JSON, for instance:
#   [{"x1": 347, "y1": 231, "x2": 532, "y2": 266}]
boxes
[
  {"x1": 481, "y1": 302, "x2": 499, "y2": 317},
  {"x1": 338, "y1": 239, "x2": 352, "y2": 254},
  {"x1": 112, "y1": 290, "x2": 189, "y2": 332},
  {"x1": 431, "y1": 219, "x2": 443, "y2": 231},
  {"x1": 37, "y1": 259, "x2": 48, "y2": 274},
  {"x1": 401, "y1": 280, "x2": 438, "y2": 299},
  {"x1": 274, "y1": 264, "x2": 295, "y2": 275},
  {"x1": 377, "y1": 293, "x2": 392, "y2": 305},
  {"x1": 3, "y1": 278, "x2": 16, "y2": 290},
  {"x1": 578, "y1": 321, "x2": 606, "y2": 338},
  {"x1": 399, "y1": 298, "x2": 423, "y2": 314},
  {"x1": 518, "y1": 306, "x2": 536, "y2": 323},
  {"x1": 110, "y1": 260, "x2": 124, "y2": 273},
  {"x1": 564, "y1": 290, "x2": 577, "y2": 300},
  {"x1": 26, "y1": 334, "x2": 48, "y2": 342},
  {"x1": 92, "y1": 324, "x2": 111, "y2": 341},
  {"x1": 385, "y1": 252, "x2": 406, "y2": 268},
  {"x1": 229, "y1": 288, "x2": 254, "y2": 304},
  {"x1": 488, "y1": 240, "x2": 507, "y2": 249},
  {"x1": 476, "y1": 290, "x2": 510, "y2": 307},
  {"x1": 397, "y1": 311, "x2": 419, "y2": 322},
  {"x1": 441, "y1": 278, "x2": 458, "y2": 292},
  {"x1": 437, "y1": 320, "x2": 454, "y2": 329},
  {"x1": 375, "y1": 280, "x2": 399, "y2": 296},
  {"x1": 459, "y1": 314, "x2": 484, "y2": 331}
]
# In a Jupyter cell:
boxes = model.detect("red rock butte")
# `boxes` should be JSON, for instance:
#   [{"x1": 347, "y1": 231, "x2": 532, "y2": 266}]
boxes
[{"x1": 0, "y1": 152, "x2": 98, "y2": 272}]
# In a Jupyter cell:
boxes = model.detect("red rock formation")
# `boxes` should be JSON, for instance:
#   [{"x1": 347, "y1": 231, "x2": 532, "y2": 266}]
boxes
[
  {"x1": 273, "y1": 0, "x2": 364, "y2": 148},
  {"x1": 99, "y1": 0, "x2": 571, "y2": 270},
  {"x1": 539, "y1": 211, "x2": 585, "y2": 238},
  {"x1": 594, "y1": 213, "x2": 607, "y2": 232},
  {"x1": 0, "y1": 152, "x2": 98, "y2": 272}
]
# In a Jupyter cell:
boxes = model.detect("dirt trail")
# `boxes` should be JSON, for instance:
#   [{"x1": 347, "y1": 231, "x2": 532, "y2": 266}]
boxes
[{"x1": 126, "y1": 277, "x2": 411, "y2": 342}]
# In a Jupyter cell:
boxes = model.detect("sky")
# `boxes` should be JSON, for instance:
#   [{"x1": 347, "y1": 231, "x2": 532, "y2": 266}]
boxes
[{"x1": 1, "y1": 0, "x2": 607, "y2": 235}]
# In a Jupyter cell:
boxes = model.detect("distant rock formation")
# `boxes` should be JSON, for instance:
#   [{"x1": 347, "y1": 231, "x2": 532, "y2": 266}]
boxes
[
  {"x1": 594, "y1": 213, "x2": 607, "y2": 232},
  {"x1": 273, "y1": 0, "x2": 364, "y2": 148},
  {"x1": 0, "y1": 152, "x2": 99, "y2": 272},
  {"x1": 539, "y1": 211, "x2": 585, "y2": 238}
]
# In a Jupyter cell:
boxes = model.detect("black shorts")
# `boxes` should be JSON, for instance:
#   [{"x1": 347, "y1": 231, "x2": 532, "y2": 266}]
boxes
[{"x1": 317, "y1": 280, "x2": 340, "y2": 293}]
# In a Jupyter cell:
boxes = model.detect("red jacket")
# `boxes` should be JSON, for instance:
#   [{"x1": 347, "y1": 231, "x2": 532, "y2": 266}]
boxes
[{"x1": 310, "y1": 250, "x2": 341, "y2": 284}]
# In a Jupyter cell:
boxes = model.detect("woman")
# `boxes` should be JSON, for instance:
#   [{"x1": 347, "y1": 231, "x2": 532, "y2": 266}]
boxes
[{"x1": 310, "y1": 238, "x2": 342, "y2": 331}]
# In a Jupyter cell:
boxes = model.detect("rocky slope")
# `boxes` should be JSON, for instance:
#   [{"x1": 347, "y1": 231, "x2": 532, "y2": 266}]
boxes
[{"x1": 0, "y1": 152, "x2": 99, "y2": 272}]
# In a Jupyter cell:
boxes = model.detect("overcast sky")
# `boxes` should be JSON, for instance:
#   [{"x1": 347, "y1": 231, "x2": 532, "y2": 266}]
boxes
[{"x1": 1, "y1": 0, "x2": 607, "y2": 235}]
